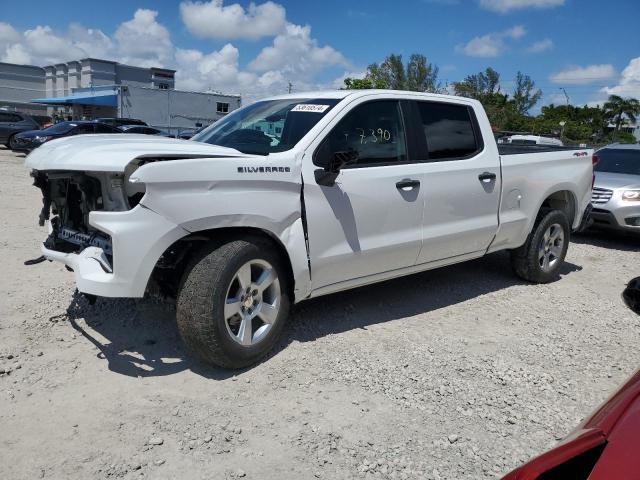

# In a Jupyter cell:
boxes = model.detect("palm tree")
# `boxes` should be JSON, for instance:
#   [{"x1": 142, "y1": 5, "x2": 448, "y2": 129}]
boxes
[{"x1": 603, "y1": 95, "x2": 640, "y2": 131}]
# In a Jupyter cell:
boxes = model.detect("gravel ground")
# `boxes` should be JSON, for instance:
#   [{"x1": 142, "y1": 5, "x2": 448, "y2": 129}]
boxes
[{"x1": 1, "y1": 146, "x2": 639, "y2": 480}]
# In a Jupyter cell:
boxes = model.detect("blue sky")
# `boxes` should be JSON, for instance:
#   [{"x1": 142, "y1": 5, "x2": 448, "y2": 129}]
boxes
[{"x1": 1, "y1": 0, "x2": 638, "y2": 108}]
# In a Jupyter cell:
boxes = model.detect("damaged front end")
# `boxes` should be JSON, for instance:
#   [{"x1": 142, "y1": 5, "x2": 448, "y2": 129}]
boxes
[{"x1": 30, "y1": 167, "x2": 145, "y2": 272}]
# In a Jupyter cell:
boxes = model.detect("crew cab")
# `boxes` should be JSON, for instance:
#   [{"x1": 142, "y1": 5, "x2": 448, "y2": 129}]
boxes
[{"x1": 25, "y1": 90, "x2": 594, "y2": 368}]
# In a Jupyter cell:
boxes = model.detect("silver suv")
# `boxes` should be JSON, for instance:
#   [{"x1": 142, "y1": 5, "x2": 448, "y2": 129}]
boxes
[{"x1": 591, "y1": 144, "x2": 640, "y2": 233}]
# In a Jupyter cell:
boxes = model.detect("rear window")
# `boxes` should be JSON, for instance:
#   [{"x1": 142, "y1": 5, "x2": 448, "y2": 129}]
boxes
[
  {"x1": 417, "y1": 102, "x2": 482, "y2": 161},
  {"x1": 595, "y1": 149, "x2": 640, "y2": 175}
]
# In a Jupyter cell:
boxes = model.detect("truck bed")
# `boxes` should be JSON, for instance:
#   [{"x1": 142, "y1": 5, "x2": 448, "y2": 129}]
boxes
[{"x1": 497, "y1": 144, "x2": 586, "y2": 155}]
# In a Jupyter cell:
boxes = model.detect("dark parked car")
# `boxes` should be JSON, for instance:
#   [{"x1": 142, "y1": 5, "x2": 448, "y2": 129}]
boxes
[
  {"x1": 93, "y1": 117, "x2": 147, "y2": 127},
  {"x1": 118, "y1": 125, "x2": 172, "y2": 136},
  {"x1": 0, "y1": 111, "x2": 40, "y2": 149},
  {"x1": 13, "y1": 121, "x2": 121, "y2": 152}
]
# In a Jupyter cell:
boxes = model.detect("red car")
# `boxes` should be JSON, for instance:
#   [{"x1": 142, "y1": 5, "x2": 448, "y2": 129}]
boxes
[{"x1": 502, "y1": 368, "x2": 640, "y2": 479}]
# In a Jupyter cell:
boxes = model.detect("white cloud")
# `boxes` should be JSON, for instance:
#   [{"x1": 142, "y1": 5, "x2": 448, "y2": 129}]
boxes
[
  {"x1": 114, "y1": 9, "x2": 173, "y2": 67},
  {"x1": 0, "y1": 22, "x2": 20, "y2": 45},
  {"x1": 3, "y1": 43, "x2": 31, "y2": 65},
  {"x1": 601, "y1": 57, "x2": 640, "y2": 98},
  {"x1": 0, "y1": 22, "x2": 113, "y2": 65},
  {"x1": 330, "y1": 70, "x2": 367, "y2": 89},
  {"x1": 22, "y1": 26, "x2": 88, "y2": 63},
  {"x1": 249, "y1": 24, "x2": 347, "y2": 74},
  {"x1": 526, "y1": 38, "x2": 553, "y2": 53},
  {"x1": 550, "y1": 64, "x2": 616, "y2": 85},
  {"x1": 505, "y1": 25, "x2": 526, "y2": 39},
  {"x1": 180, "y1": 0, "x2": 286, "y2": 40},
  {"x1": 479, "y1": 0, "x2": 564, "y2": 13},
  {"x1": 0, "y1": 6, "x2": 349, "y2": 102},
  {"x1": 457, "y1": 25, "x2": 526, "y2": 57}
]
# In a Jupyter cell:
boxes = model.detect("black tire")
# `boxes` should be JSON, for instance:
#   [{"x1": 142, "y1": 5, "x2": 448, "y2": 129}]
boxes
[
  {"x1": 510, "y1": 209, "x2": 570, "y2": 283},
  {"x1": 7, "y1": 134, "x2": 17, "y2": 150},
  {"x1": 176, "y1": 238, "x2": 290, "y2": 369}
]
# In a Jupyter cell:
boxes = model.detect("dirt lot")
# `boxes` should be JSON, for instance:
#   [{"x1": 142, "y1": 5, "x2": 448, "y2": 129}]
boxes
[{"x1": 1, "y1": 145, "x2": 638, "y2": 480}]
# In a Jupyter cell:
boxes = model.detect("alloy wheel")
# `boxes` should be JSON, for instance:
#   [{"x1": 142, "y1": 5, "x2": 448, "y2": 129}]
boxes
[
  {"x1": 224, "y1": 259, "x2": 281, "y2": 346},
  {"x1": 538, "y1": 223, "x2": 564, "y2": 272}
]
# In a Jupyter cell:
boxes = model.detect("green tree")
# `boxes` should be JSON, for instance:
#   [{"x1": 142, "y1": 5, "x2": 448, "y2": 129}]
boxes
[
  {"x1": 343, "y1": 77, "x2": 375, "y2": 89},
  {"x1": 344, "y1": 53, "x2": 441, "y2": 92},
  {"x1": 603, "y1": 95, "x2": 640, "y2": 131},
  {"x1": 512, "y1": 72, "x2": 542, "y2": 115},
  {"x1": 452, "y1": 67, "x2": 501, "y2": 101},
  {"x1": 405, "y1": 54, "x2": 440, "y2": 92}
]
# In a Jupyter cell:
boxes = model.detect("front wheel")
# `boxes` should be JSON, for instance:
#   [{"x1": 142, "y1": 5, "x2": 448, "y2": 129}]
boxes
[
  {"x1": 510, "y1": 209, "x2": 570, "y2": 283},
  {"x1": 7, "y1": 134, "x2": 19, "y2": 150},
  {"x1": 176, "y1": 239, "x2": 290, "y2": 369}
]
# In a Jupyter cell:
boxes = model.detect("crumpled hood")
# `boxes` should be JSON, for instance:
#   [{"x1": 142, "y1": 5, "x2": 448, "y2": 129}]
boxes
[
  {"x1": 594, "y1": 171, "x2": 640, "y2": 190},
  {"x1": 25, "y1": 134, "x2": 253, "y2": 172}
]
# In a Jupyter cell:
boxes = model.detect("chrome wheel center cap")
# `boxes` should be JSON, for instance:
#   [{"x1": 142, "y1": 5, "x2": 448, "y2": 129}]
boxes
[{"x1": 243, "y1": 293, "x2": 254, "y2": 309}]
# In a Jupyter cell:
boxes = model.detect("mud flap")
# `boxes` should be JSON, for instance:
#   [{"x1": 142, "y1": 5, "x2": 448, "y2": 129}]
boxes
[{"x1": 575, "y1": 203, "x2": 593, "y2": 233}]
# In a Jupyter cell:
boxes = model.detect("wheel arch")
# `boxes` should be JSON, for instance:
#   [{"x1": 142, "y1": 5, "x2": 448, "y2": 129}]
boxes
[
  {"x1": 538, "y1": 189, "x2": 577, "y2": 227},
  {"x1": 150, "y1": 226, "x2": 305, "y2": 301}
]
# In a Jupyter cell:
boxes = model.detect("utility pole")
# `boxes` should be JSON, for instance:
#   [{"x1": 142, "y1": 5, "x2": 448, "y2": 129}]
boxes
[
  {"x1": 559, "y1": 88, "x2": 570, "y2": 141},
  {"x1": 287, "y1": 82, "x2": 293, "y2": 94}
]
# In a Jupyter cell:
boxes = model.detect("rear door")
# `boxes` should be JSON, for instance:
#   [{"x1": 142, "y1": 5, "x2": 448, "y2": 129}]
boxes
[
  {"x1": 302, "y1": 98, "x2": 426, "y2": 290},
  {"x1": 411, "y1": 100, "x2": 501, "y2": 264}
]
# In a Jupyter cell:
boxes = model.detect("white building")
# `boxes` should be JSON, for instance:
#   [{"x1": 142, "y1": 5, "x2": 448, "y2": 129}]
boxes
[{"x1": 0, "y1": 58, "x2": 241, "y2": 134}]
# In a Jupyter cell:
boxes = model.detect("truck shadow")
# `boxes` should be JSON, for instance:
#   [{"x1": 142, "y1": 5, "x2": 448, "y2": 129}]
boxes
[
  {"x1": 572, "y1": 230, "x2": 640, "y2": 253},
  {"x1": 62, "y1": 251, "x2": 582, "y2": 379}
]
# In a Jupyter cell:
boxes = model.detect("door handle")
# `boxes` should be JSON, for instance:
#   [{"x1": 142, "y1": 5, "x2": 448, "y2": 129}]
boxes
[
  {"x1": 478, "y1": 172, "x2": 497, "y2": 183},
  {"x1": 396, "y1": 179, "x2": 420, "y2": 190}
]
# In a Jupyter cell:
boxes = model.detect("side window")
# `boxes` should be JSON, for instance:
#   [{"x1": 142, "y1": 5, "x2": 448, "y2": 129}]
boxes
[
  {"x1": 314, "y1": 101, "x2": 407, "y2": 167},
  {"x1": 94, "y1": 124, "x2": 117, "y2": 133},
  {"x1": 75, "y1": 124, "x2": 95, "y2": 134},
  {"x1": 417, "y1": 102, "x2": 481, "y2": 161},
  {"x1": 0, "y1": 112, "x2": 14, "y2": 123}
]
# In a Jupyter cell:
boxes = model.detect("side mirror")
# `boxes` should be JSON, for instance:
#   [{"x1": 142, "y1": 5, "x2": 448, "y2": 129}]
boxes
[{"x1": 314, "y1": 149, "x2": 358, "y2": 187}]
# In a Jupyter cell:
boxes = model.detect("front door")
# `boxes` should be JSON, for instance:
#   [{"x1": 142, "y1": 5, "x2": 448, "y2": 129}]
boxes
[{"x1": 302, "y1": 99, "x2": 425, "y2": 290}]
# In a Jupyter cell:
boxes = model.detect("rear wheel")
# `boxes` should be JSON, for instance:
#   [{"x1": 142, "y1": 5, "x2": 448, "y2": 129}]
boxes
[
  {"x1": 176, "y1": 239, "x2": 290, "y2": 369},
  {"x1": 511, "y1": 209, "x2": 570, "y2": 283}
]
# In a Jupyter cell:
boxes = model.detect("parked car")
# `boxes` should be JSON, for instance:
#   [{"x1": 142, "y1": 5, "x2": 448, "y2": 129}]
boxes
[
  {"x1": 13, "y1": 121, "x2": 121, "y2": 152},
  {"x1": 502, "y1": 367, "x2": 640, "y2": 480},
  {"x1": 0, "y1": 111, "x2": 40, "y2": 149},
  {"x1": 118, "y1": 125, "x2": 172, "y2": 137},
  {"x1": 506, "y1": 135, "x2": 564, "y2": 147},
  {"x1": 93, "y1": 117, "x2": 147, "y2": 127},
  {"x1": 590, "y1": 144, "x2": 640, "y2": 233},
  {"x1": 25, "y1": 90, "x2": 594, "y2": 368}
]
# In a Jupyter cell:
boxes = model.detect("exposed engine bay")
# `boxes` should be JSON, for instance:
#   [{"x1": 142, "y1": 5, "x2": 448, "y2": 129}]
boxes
[{"x1": 30, "y1": 162, "x2": 147, "y2": 258}]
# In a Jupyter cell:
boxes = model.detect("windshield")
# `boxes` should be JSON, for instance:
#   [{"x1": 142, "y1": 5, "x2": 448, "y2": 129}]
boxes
[
  {"x1": 192, "y1": 98, "x2": 341, "y2": 155},
  {"x1": 595, "y1": 148, "x2": 640, "y2": 175},
  {"x1": 44, "y1": 122, "x2": 77, "y2": 135}
]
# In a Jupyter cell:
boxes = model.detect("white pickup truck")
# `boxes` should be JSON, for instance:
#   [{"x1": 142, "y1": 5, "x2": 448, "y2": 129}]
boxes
[{"x1": 26, "y1": 90, "x2": 594, "y2": 368}]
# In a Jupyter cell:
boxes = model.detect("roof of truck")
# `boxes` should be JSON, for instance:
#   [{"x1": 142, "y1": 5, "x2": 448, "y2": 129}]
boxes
[{"x1": 262, "y1": 89, "x2": 478, "y2": 104}]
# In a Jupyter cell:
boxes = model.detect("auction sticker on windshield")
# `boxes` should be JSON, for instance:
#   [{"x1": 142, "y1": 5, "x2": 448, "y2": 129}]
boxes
[{"x1": 291, "y1": 104, "x2": 331, "y2": 113}]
